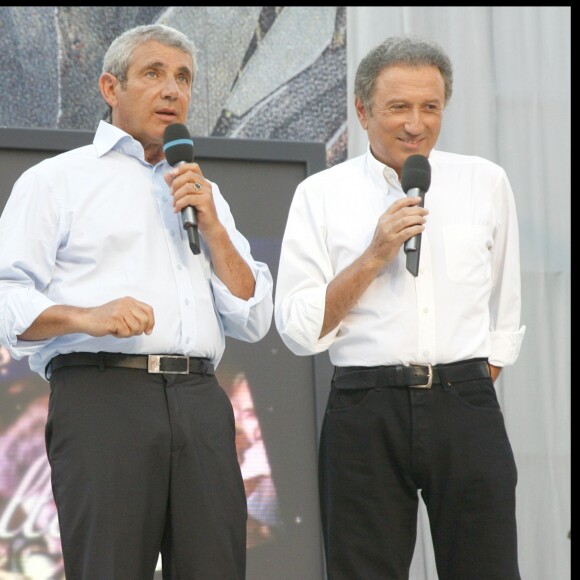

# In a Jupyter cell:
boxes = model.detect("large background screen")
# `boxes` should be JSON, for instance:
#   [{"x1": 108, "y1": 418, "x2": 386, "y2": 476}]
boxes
[{"x1": 0, "y1": 128, "x2": 330, "y2": 580}]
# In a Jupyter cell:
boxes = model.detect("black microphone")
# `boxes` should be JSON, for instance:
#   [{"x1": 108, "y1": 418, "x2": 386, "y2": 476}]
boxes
[
  {"x1": 163, "y1": 123, "x2": 200, "y2": 255},
  {"x1": 401, "y1": 154, "x2": 431, "y2": 276}
]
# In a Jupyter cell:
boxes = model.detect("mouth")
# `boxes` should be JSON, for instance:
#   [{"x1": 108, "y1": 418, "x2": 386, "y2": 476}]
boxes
[
  {"x1": 400, "y1": 138, "x2": 424, "y2": 147},
  {"x1": 156, "y1": 110, "x2": 179, "y2": 122}
]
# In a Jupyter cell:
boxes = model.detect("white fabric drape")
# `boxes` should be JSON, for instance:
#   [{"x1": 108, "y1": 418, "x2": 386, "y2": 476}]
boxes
[{"x1": 346, "y1": 7, "x2": 571, "y2": 580}]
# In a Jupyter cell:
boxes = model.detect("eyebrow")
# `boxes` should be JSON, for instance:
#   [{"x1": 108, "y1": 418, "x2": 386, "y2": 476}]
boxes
[{"x1": 142, "y1": 61, "x2": 193, "y2": 77}]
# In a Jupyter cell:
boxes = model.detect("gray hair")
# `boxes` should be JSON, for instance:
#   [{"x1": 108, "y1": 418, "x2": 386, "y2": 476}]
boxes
[
  {"x1": 101, "y1": 24, "x2": 197, "y2": 121},
  {"x1": 354, "y1": 33, "x2": 453, "y2": 114}
]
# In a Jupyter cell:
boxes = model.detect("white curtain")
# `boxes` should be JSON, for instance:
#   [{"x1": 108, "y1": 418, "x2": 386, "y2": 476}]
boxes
[{"x1": 346, "y1": 7, "x2": 571, "y2": 580}]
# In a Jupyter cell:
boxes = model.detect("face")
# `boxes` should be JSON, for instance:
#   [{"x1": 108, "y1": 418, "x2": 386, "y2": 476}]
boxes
[
  {"x1": 99, "y1": 40, "x2": 193, "y2": 164},
  {"x1": 230, "y1": 378, "x2": 261, "y2": 446},
  {"x1": 355, "y1": 64, "x2": 445, "y2": 176}
]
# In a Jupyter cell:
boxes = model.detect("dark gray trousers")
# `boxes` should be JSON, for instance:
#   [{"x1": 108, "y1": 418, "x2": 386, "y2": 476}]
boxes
[
  {"x1": 46, "y1": 365, "x2": 246, "y2": 580},
  {"x1": 319, "y1": 362, "x2": 520, "y2": 580}
]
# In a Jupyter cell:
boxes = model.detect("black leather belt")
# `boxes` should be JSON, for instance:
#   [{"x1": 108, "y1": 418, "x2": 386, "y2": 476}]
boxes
[
  {"x1": 333, "y1": 358, "x2": 490, "y2": 390},
  {"x1": 47, "y1": 352, "x2": 214, "y2": 377}
]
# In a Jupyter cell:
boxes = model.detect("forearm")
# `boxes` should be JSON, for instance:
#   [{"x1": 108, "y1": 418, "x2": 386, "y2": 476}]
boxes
[
  {"x1": 321, "y1": 250, "x2": 383, "y2": 338},
  {"x1": 18, "y1": 305, "x2": 92, "y2": 341},
  {"x1": 18, "y1": 297, "x2": 155, "y2": 341},
  {"x1": 206, "y1": 225, "x2": 255, "y2": 300}
]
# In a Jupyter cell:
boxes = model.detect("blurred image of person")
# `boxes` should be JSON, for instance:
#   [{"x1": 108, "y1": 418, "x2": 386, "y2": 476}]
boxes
[
  {"x1": 0, "y1": 347, "x2": 64, "y2": 580},
  {"x1": 226, "y1": 372, "x2": 281, "y2": 548},
  {"x1": 0, "y1": 23, "x2": 273, "y2": 580},
  {"x1": 275, "y1": 34, "x2": 525, "y2": 579}
]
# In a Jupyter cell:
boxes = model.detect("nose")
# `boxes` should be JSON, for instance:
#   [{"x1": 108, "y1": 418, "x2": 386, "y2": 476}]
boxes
[
  {"x1": 161, "y1": 76, "x2": 179, "y2": 100},
  {"x1": 404, "y1": 107, "x2": 425, "y2": 135}
]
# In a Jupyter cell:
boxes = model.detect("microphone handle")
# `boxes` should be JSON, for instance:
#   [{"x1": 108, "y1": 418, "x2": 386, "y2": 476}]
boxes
[
  {"x1": 403, "y1": 187, "x2": 425, "y2": 253},
  {"x1": 174, "y1": 161, "x2": 201, "y2": 255},
  {"x1": 181, "y1": 206, "x2": 200, "y2": 255},
  {"x1": 185, "y1": 222, "x2": 201, "y2": 255}
]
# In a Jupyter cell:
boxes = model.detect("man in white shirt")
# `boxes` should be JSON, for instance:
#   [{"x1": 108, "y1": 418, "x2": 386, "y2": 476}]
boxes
[
  {"x1": 0, "y1": 24, "x2": 273, "y2": 579},
  {"x1": 275, "y1": 34, "x2": 525, "y2": 579}
]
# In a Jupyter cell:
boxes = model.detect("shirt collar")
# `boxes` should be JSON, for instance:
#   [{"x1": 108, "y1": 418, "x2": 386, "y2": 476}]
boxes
[
  {"x1": 364, "y1": 144, "x2": 437, "y2": 192},
  {"x1": 364, "y1": 144, "x2": 401, "y2": 192},
  {"x1": 93, "y1": 120, "x2": 149, "y2": 162}
]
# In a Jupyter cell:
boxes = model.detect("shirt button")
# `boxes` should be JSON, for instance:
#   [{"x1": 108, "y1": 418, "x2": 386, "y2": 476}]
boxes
[
  {"x1": 423, "y1": 307, "x2": 429, "y2": 314},
  {"x1": 185, "y1": 299, "x2": 190, "y2": 306}
]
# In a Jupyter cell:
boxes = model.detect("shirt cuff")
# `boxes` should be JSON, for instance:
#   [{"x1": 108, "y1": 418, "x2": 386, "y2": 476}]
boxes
[
  {"x1": 2, "y1": 288, "x2": 56, "y2": 354},
  {"x1": 488, "y1": 325, "x2": 527, "y2": 367},
  {"x1": 277, "y1": 285, "x2": 337, "y2": 356},
  {"x1": 211, "y1": 261, "x2": 272, "y2": 328}
]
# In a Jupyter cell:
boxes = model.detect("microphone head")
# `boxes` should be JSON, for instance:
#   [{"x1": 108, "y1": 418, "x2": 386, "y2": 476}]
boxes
[
  {"x1": 163, "y1": 123, "x2": 194, "y2": 166},
  {"x1": 401, "y1": 154, "x2": 431, "y2": 193}
]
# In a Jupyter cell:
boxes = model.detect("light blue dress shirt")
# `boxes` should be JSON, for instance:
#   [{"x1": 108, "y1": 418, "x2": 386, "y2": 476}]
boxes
[{"x1": 0, "y1": 121, "x2": 273, "y2": 377}]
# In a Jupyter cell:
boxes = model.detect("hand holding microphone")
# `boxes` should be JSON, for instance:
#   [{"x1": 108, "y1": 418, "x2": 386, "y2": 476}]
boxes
[
  {"x1": 163, "y1": 123, "x2": 201, "y2": 255},
  {"x1": 401, "y1": 154, "x2": 431, "y2": 276}
]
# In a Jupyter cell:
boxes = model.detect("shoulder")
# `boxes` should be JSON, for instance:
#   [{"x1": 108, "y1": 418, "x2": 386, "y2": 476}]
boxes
[
  {"x1": 431, "y1": 149, "x2": 506, "y2": 177},
  {"x1": 299, "y1": 154, "x2": 366, "y2": 190},
  {"x1": 23, "y1": 144, "x2": 97, "y2": 176}
]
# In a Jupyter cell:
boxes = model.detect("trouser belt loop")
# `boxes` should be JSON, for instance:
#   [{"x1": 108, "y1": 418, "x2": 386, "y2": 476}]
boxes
[
  {"x1": 331, "y1": 365, "x2": 339, "y2": 386},
  {"x1": 395, "y1": 365, "x2": 405, "y2": 387}
]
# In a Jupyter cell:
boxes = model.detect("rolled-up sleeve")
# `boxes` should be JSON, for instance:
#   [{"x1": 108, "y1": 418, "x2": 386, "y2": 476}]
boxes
[
  {"x1": 275, "y1": 183, "x2": 337, "y2": 356},
  {"x1": 0, "y1": 287, "x2": 56, "y2": 356},
  {"x1": 488, "y1": 169, "x2": 527, "y2": 367},
  {"x1": 212, "y1": 259, "x2": 273, "y2": 342},
  {"x1": 0, "y1": 171, "x2": 60, "y2": 358}
]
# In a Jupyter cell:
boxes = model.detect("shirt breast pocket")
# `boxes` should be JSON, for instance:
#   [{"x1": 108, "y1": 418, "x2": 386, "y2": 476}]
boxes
[{"x1": 443, "y1": 225, "x2": 492, "y2": 286}]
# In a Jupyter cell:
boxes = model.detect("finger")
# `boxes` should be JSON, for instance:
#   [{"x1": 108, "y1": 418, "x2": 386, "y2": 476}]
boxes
[
  {"x1": 173, "y1": 181, "x2": 206, "y2": 213},
  {"x1": 113, "y1": 302, "x2": 154, "y2": 337},
  {"x1": 127, "y1": 304, "x2": 154, "y2": 335}
]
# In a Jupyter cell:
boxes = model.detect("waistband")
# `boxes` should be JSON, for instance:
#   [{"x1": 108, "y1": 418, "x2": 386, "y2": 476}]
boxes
[
  {"x1": 333, "y1": 358, "x2": 490, "y2": 390},
  {"x1": 47, "y1": 352, "x2": 214, "y2": 378}
]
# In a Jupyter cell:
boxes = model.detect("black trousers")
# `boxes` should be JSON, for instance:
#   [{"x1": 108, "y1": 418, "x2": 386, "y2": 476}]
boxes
[
  {"x1": 46, "y1": 365, "x2": 246, "y2": 580},
  {"x1": 319, "y1": 361, "x2": 520, "y2": 580}
]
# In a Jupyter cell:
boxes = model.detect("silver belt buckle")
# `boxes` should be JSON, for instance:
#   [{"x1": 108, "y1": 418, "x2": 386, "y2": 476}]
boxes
[
  {"x1": 147, "y1": 355, "x2": 189, "y2": 374},
  {"x1": 409, "y1": 363, "x2": 433, "y2": 389}
]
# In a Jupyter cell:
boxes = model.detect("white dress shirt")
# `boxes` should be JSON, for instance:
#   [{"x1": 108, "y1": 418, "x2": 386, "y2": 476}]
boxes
[
  {"x1": 275, "y1": 147, "x2": 525, "y2": 368},
  {"x1": 0, "y1": 121, "x2": 273, "y2": 376}
]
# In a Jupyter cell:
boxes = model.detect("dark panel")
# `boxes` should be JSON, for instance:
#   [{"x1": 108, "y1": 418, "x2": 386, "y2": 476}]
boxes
[{"x1": 0, "y1": 128, "x2": 329, "y2": 580}]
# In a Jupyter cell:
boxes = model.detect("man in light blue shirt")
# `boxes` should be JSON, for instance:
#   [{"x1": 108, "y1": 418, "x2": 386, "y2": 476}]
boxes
[{"x1": 0, "y1": 24, "x2": 273, "y2": 579}]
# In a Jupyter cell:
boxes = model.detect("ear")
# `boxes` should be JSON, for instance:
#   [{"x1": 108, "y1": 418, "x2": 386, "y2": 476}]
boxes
[
  {"x1": 354, "y1": 96, "x2": 368, "y2": 130},
  {"x1": 99, "y1": 72, "x2": 119, "y2": 109}
]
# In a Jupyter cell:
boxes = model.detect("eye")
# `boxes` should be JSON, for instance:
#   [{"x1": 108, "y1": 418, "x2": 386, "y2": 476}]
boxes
[
  {"x1": 177, "y1": 74, "x2": 190, "y2": 85},
  {"x1": 146, "y1": 70, "x2": 158, "y2": 79}
]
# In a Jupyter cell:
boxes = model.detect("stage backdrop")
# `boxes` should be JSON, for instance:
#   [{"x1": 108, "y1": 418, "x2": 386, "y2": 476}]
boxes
[{"x1": 0, "y1": 5, "x2": 570, "y2": 580}]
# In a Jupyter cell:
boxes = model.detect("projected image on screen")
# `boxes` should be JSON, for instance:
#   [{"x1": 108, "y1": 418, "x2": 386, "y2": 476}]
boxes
[
  {"x1": 0, "y1": 131, "x2": 327, "y2": 580},
  {"x1": 221, "y1": 371, "x2": 282, "y2": 549},
  {"x1": 0, "y1": 347, "x2": 63, "y2": 580},
  {"x1": 0, "y1": 348, "x2": 283, "y2": 579}
]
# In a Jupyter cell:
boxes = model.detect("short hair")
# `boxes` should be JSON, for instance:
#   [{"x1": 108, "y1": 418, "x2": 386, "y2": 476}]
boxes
[
  {"x1": 101, "y1": 24, "x2": 197, "y2": 122},
  {"x1": 354, "y1": 33, "x2": 453, "y2": 114},
  {"x1": 102, "y1": 23, "x2": 197, "y2": 82}
]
